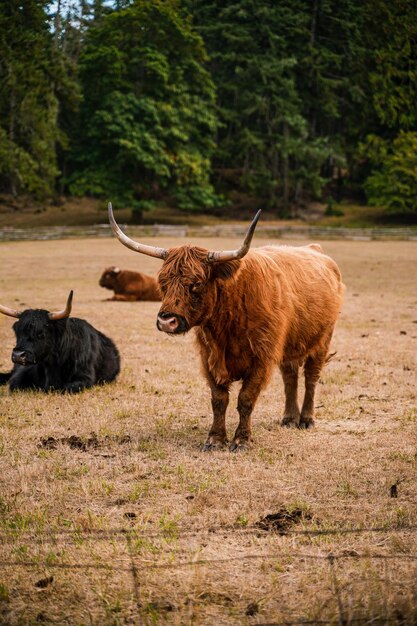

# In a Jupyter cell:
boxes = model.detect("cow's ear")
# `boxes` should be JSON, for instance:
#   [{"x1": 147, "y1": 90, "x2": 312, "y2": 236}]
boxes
[{"x1": 211, "y1": 260, "x2": 239, "y2": 281}]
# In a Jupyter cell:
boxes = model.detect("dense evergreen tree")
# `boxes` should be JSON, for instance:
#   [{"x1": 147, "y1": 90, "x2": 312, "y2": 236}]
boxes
[
  {"x1": 357, "y1": 0, "x2": 417, "y2": 212},
  {"x1": 68, "y1": 0, "x2": 220, "y2": 215},
  {"x1": 0, "y1": 0, "x2": 415, "y2": 216},
  {"x1": 185, "y1": 0, "x2": 368, "y2": 212},
  {"x1": 297, "y1": 0, "x2": 364, "y2": 137},
  {"x1": 363, "y1": 132, "x2": 417, "y2": 214},
  {"x1": 186, "y1": 0, "x2": 313, "y2": 211},
  {"x1": 363, "y1": 0, "x2": 417, "y2": 134},
  {"x1": 0, "y1": 0, "x2": 62, "y2": 198}
]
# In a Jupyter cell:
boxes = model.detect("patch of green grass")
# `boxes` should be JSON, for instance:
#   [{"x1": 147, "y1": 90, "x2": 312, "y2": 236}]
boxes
[
  {"x1": 256, "y1": 447, "x2": 285, "y2": 465},
  {"x1": 100, "y1": 480, "x2": 115, "y2": 496},
  {"x1": 143, "y1": 602, "x2": 160, "y2": 626},
  {"x1": 114, "y1": 409, "x2": 131, "y2": 420},
  {"x1": 1, "y1": 510, "x2": 47, "y2": 532},
  {"x1": 44, "y1": 549, "x2": 62, "y2": 566},
  {"x1": 13, "y1": 544, "x2": 29, "y2": 560},
  {"x1": 189, "y1": 473, "x2": 228, "y2": 495},
  {"x1": 54, "y1": 463, "x2": 90, "y2": 480},
  {"x1": 284, "y1": 499, "x2": 312, "y2": 517},
  {"x1": 131, "y1": 536, "x2": 162, "y2": 556},
  {"x1": 0, "y1": 582, "x2": 10, "y2": 602},
  {"x1": 128, "y1": 482, "x2": 151, "y2": 503},
  {"x1": 397, "y1": 408, "x2": 417, "y2": 422},
  {"x1": 235, "y1": 513, "x2": 249, "y2": 527},
  {"x1": 159, "y1": 513, "x2": 180, "y2": 541},
  {"x1": 389, "y1": 450, "x2": 417, "y2": 465},
  {"x1": 334, "y1": 480, "x2": 358, "y2": 498},
  {"x1": 71, "y1": 510, "x2": 106, "y2": 534},
  {"x1": 394, "y1": 506, "x2": 413, "y2": 528},
  {"x1": 136, "y1": 439, "x2": 167, "y2": 461}
]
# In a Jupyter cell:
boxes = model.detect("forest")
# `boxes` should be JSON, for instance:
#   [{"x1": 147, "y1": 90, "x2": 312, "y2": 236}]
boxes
[{"x1": 0, "y1": 0, "x2": 416, "y2": 219}]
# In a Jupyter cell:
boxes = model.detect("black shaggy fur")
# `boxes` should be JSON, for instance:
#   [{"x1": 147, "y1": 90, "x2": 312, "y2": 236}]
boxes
[{"x1": 1, "y1": 309, "x2": 120, "y2": 393}]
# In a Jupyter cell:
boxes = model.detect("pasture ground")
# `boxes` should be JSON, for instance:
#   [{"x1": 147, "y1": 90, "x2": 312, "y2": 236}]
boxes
[{"x1": 0, "y1": 235, "x2": 416, "y2": 625}]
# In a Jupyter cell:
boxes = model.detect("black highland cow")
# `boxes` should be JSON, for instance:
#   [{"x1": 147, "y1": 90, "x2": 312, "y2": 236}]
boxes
[{"x1": 0, "y1": 291, "x2": 120, "y2": 393}]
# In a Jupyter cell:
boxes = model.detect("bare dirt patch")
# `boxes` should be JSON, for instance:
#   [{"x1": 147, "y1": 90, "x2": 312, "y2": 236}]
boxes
[{"x1": 0, "y1": 236, "x2": 416, "y2": 625}]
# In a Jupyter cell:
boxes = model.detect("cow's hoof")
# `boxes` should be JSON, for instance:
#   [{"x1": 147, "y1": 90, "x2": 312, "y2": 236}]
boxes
[
  {"x1": 281, "y1": 416, "x2": 300, "y2": 428},
  {"x1": 229, "y1": 440, "x2": 250, "y2": 453},
  {"x1": 201, "y1": 440, "x2": 227, "y2": 452},
  {"x1": 63, "y1": 383, "x2": 84, "y2": 394},
  {"x1": 299, "y1": 416, "x2": 315, "y2": 429}
]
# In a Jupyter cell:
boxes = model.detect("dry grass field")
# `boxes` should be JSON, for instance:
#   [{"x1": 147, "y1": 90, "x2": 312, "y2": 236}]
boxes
[{"x1": 0, "y1": 234, "x2": 416, "y2": 625}]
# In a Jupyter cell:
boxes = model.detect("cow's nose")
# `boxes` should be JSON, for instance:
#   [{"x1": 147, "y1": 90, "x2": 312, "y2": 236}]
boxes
[
  {"x1": 157, "y1": 313, "x2": 179, "y2": 333},
  {"x1": 12, "y1": 350, "x2": 27, "y2": 365}
]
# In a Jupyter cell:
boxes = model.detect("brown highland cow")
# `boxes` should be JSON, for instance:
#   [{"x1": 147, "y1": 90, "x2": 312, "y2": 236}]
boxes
[
  {"x1": 109, "y1": 204, "x2": 344, "y2": 451},
  {"x1": 99, "y1": 266, "x2": 160, "y2": 301}
]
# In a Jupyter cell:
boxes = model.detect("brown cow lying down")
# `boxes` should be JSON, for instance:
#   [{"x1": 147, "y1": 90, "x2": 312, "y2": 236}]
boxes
[
  {"x1": 109, "y1": 204, "x2": 345, "y2": 451},
  {"x1": 99, "y1": 267, "x2": 161, "y2": 301}
]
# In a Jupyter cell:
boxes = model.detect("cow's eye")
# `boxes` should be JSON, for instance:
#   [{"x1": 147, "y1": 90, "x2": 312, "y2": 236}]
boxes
[
  {"x1": 37, "y1": 331, "x2": 45, "y2": 339},
  {"x1": 191, "y1": 282, "x2": 203, "y2": 293}
]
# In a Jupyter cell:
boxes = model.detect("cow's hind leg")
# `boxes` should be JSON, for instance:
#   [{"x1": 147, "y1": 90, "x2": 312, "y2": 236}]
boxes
[
  {"x1": 280, "y1": 361, "x2": 300, "y2": 427},
  {"x1": 203, "y1": 374, "x2": 230, "y2": 451},
  {"x1": 300, "y1": 347, "x2": 330, "y2": 429}
]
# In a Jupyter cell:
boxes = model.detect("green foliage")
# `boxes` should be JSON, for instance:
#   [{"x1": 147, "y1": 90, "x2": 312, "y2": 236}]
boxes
[
  {"x1": 68, "y1": 0, "x2": 221, "y2": 212},
  {"x1": 187, "y1": 0, "x2": 305, "y2": 207},
  {"x1": 349, "y1": 1, "x2": 417, "y2": 215},
  {"x1": 362, "y1": 132, "x2": 417, "y2": 214},
  {"x1": 0, "y1": 0, "x2": 415, "y2": 216},
  {"x1": 364, "y1": 0, "x2": 417, "y2": 131},
  {"x1": 186, "y1": 0, "x2": 362, "y2": 209},
  {"x1": 0, "y1": 0, "x2": 62, "y2": 197}
]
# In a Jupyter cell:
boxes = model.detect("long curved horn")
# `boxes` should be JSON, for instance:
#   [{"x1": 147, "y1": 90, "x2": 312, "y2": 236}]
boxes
[
  {"x1": 49, "y1": 291, "x2": 73, "y2": 321},
  {"x1": 0, "y1": 304, "x2": 21, "y2": 318},
  {"x1": 207, "y1": 210, "x2": 262, "y2": 263},
  {"x1": 108, "y1": 203, "x2": 168, "y2": 260}
]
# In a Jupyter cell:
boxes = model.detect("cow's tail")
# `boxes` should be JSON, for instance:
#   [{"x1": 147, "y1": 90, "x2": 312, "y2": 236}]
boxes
[
  {"x1": 326, "y1": 351, "x2": 337, "y2": 364},
  {"x1": 0, "y1": 371, "x2": 12, "y2": 385}
]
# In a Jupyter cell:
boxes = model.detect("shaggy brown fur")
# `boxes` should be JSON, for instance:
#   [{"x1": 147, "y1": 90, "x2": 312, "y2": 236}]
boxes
[
  {"x1": 99, "y1": 267, "x2": 161, "y2": 302},
  {"x1": 157, "y1": 242, "x2": 344, "y2": 451}
]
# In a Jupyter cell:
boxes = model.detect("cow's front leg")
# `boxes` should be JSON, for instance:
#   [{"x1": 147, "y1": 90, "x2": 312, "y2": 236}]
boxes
[
  {"x1": 110, "y1": 294, "x2": 136, "y2": 301},
  {"x1": 203, "y1": 375, "x2": 230, "y2": 451},
  {"x1": 63, "y1": 368, "x2": 95, "y2": 394},
  {"x1": 9, "y1": 364, "x2": 44, "y2": 391},
  {"x1": 230, "y1": 367, "x2": 268, "y2": 452}
]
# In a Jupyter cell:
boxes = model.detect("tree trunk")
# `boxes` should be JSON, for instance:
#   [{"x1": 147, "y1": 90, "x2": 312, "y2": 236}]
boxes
[
  {"x1": 310, "y1": 0, "x2": 319, "y2": 137},
  {"x1": 53, "y1": 0, "x2": 61, "y2": 50},
  {"x1": 310, "y1": 0, "x2": 319, "y2": 47},
  {"x1": 8, "y1": 73, "x2": 17, "y2": 197},
  {"x1": 282, "y1": 122, "x2": 290, "y2": 215}
]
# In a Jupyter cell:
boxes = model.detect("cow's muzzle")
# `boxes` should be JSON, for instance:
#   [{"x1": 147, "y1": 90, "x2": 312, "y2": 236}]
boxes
[
  {"x1": 12, "y1": 350, "x2": 35, "y2": 366},
  {"x1": 156, "y1": 312, "x2": 188, "y2": 334}
]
